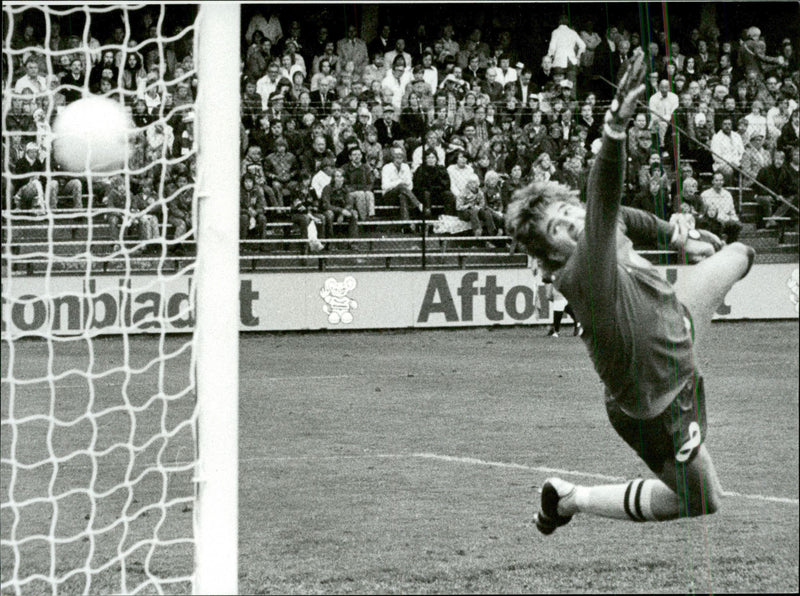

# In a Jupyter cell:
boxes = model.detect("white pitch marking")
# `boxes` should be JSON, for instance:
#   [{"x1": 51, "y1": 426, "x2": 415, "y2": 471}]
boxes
[
  {"x1": 248, "y1": 452, "x2": 800, "y2": 506},
  {"x1": 412, "y1": 452, "x2": 626, "y2": 482},
  {"x1": 720, "y1": 490, "x2": 799, "y2": 505}
]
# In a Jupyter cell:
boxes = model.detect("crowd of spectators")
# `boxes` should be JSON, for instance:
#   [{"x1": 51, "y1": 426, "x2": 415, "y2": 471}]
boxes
[
  {"x1": 4, "y1": 7, "x2": 799, "y2": 256},
  {"x1": 237, "y1": 11, "x2": 799, "y2": 249},
  {"x1": 5, "y1": 9, "x2": 196, "y2": 254}
]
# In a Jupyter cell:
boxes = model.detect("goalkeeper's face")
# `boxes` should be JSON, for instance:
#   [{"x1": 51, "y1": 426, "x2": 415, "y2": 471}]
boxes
[{"x1": 540, "y1": 200, "x2": 585, "y2": 261}]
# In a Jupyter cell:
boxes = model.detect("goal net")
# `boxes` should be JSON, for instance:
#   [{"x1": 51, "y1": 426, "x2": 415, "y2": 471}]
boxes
[{"x1": 1, "y1": 4, "x2": 239, "y2": 594}]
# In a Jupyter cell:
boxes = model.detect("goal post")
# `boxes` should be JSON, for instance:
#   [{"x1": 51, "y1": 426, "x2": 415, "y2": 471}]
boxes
[
  {"x1": 193, "y1": 3, "x2": 240, "y2": 595},
  {"x1": 1, "y1": 3, "x2": 240, "y2": 594}
]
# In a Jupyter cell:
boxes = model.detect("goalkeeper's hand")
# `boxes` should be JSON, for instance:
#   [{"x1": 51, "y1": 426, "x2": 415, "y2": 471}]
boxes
[
  {"x1": 605, "y1": 47, "x2": 647, "y2": 132},
  {"x1": 680, "y1": 228, "x2": 725, "y2": 263}
]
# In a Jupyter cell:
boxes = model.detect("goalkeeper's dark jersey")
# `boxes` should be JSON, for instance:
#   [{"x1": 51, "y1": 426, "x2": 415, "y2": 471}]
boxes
[{"x1": 555, "y1": 133, "x2": 695, "y2": 420}]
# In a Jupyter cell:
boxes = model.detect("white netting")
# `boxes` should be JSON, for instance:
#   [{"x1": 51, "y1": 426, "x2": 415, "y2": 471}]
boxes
[{"x1": 2, "y1": 4, "x2": 201, "y2": 594}]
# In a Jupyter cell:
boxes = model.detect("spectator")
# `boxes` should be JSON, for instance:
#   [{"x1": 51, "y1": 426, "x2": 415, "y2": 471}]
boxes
[
  {"x1": 493, "y1": 55, "x2": 518, "y2": 87},
  {"x1": 531, "y1": 152, "x2": 557, "y2": 183},
  {"x1": 381, "y1": 146, "x2": 423, "y2": 228},
  {"x1": 480, "y1": 67, "x2": 505, "y2": 103},
  {"x1": 698, "y1": 171, "x2": 742, "y2": 242},
  {"x1": 290, "y1": 173, "x2": 330, "y2": 252},
  {"x1": 754, "y1": 149, "x2": 793, "y2": 228},
  {"x1": 740, "y1": 131, "x2": 771, "y2": 189},
  {"x1": 438, "y1": 24, "x2": 460, "y2": 62},
  {"x1": 455, "y1": 172, "x2": 496, "y2": 239},
  {"x1": 312, "y1": 42, "x2": 339, "y2": 75},
  {"x1": 14, "y1": 58, "x2": 48, "y2": 95},
  {"x1": 462, "y1": 54, "x2": 486, "y2": 87},
  {"x1": 742, "y1": 99, "x2": 768, "y2": 144},
  {"x1": 363, "y1": 52, "x2": 388, "y2": 89},
  {"x1": 479, "y1": 169, "x2": 504, "y2": 229},
  {"x1": 382, "y1": 56, "x2": 412, "y2": 115},
  {"x1": 737, "y1": 26, "x2": 781, "y2": 82},
  {"x1": 710, "y1": 116, "x2": 745, "y2": 185},
  {"x1": 368, "y1": 24, "x2": 393, "y2": 59},
  {"x1": 385, "y1": 38, "x2": 413, "y2": 75},
  {"x1": 308, "y1": 26, "x2": 330, "y2": 66},
  {"x1": 256, "y1": 60, "x2": 285, "y2": 111},
  {"x1": 337, "y1": 24, "x2": 369, "y2": 78},
  {"x1": 777, "y1": 108, "x2": 799, "y2": 155},
  {"x1": 648, "y1": 79, "x2": 679, "y2": 149},
  {"x1": 61, "y1": 58, "x2": 87, "y2": 104},
  {"x1": 342, "y1": 146, "x2": 375, "y2": 220},
  {"x1": 413, "y1": 148, "x2": 455, "y2": 216},
  {"x1": 166, "y1": 177, "x2": 194, "y2": 255},
  {"x1": 89, "y1": 50, "x2": 118, "y2": 92},
  {"x1": 546, "y1": 14, "x2": 586, "y2": 89},
  {"x1": 309, "y1": 74, "x2": 336, "y2": 117},
  {"x1": 240, "y1": 173, "x2": 267, "y2": 250},
  {"x1": 11, "y1": 142, "x2": 50, "y2": 211},
  {"x1": 408, "y1": 24, "x2": 431, "y2": 64},
  {"x1": 676, "y1": 175, "x2": 704, "y2": 223},
  {"x1": 321, "y1": 168, "x2": 359, "y2": 248},
  {"x1": 264, "y1": 136, "x2": 298, "y2": 206},
  {"x1": 767, "y1": 97, "x2": 793, "y2": 141},
  {"x1": 375, "y1": 103, "x2": 400, "y2": 146},
  {"x1": 458, "y1": 28, "x2": 491, "y2": 70}
]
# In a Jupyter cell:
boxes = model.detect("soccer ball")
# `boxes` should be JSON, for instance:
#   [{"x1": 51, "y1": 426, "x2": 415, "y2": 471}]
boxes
[{"x1": 53, "y1": 96, "x2": 132, "y2": 172}]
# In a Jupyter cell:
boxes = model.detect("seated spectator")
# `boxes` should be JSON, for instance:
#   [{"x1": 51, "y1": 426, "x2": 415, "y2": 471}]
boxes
[
  {"x1": 483, "y1": 170, "x2": 507, "y2": 233},
  {"x1": 399, "y1": 91, "x2": 427, "y2": 151},
  {"x1": 410, "y1": 128, "x2": 446, "y2": 171},
  {"x1": 382, "y1": 55, "x2": 412, "y2": 115},
  {"x1": 676, "y1": 175, "x2": 704, "y2": 224},
  {"x1": 363, "y1": 52, "x2": 388, "y2": 89},
  {"x1": 264, "y1": 136, "x2": 297, "y2": 205},
  {"x1": 10, "y1": 142, "x2": 56, "y2": 211},
  {"x1": 754, "y1": 149, "x2": 792, "y2": 228},
  {"x1": 742, "y1": 99, "x2": 768, "y2": 145},
  {"x1": 413, "y1": 148, "x2": 455, "y2": 216},
  {"x1": 375, "y1": 103, "x2": 401, "y2": 146},
  {"x1": 777, "y1": 106, "x2": 799, "y2": 155},
  {"x1": 507, "y1": 138, "x2": 533, "y2": 177},
  {"x1": 290, "y1": 174, "x2": 330, "y2": 252},
  {"x1": 129, "y1": 179, "x2": 161, "y2": 254},
  {"x1": 102, "y1": 175, "x2": 129, "y2": 250},
  {"x1": 455, "y1": 172, "x2": 496, "y2": 240},
  {"x1": 530, "y1": 152, "x2": 557, "y2": 183},
  {"x1": 240, "y1": 173, "x2": 267, "y2": 250},
  {"x1": 740, "y1": 131, "x2": 771, "y2": 189},
  {"x1": 381, "y1": 146, "x2": 423, "y2": 230},
  {"x1": 342, "y1": 146, "x2": 375, "y2": 220},
  {"x1": 635, "y1": 173, "x2": 673, "y2": 221},
  {"x1": 321, "y1": 168, "x2": 359, "y2": 248},
  {"x1": 698, "y1": 172, "x2": 742, "y2": 242},
  {"x1": 447, "y1": 148, "x2": 476, "y2": 197},
  {"x1": 362, "y1": 125, "x2": 384, "y2": 179},
  {"x1": 710, "y1": 116, "x2": 745, "y2": 185}
]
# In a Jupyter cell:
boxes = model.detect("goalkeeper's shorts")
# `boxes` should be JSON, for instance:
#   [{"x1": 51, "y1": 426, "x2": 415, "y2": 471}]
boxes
[{"x1": 606, "y1": 371, "x2": 707, "y2": 475}]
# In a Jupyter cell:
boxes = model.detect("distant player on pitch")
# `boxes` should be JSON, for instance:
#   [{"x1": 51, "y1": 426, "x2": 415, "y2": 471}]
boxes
[{"x1": 505, "y1": 48, "x2": 755, "y2": 532}]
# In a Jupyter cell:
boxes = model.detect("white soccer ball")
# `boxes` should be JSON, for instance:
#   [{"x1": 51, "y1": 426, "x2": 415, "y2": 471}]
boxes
[{"x1": 53, "y1": 96, "x2": 132, "y2": 172}]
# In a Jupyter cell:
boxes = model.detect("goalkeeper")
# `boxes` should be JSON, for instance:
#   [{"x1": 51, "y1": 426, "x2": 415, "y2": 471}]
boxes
[{"x1": 505, "y1": 48, "x2": 755, "y2": 533}]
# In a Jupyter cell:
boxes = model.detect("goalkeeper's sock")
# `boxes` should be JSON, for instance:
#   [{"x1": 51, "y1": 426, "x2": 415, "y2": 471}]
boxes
[
  {"x1": 553, "y1": 310, "x2": 564, "y2": 333},
  {"x1": 563, "y1": 479, "x2": 663, "y2": 522}
]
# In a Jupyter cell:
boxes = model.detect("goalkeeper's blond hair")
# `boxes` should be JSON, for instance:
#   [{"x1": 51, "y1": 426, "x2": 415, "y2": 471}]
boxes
[{"x1": 504, "y1": 180, "x2": 581, "y2": 274}]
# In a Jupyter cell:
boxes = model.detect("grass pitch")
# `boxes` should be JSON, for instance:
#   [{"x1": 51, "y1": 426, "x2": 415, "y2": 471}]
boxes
[{"x1": 2, "y1": 321, "x2": 798, "y2": 593}]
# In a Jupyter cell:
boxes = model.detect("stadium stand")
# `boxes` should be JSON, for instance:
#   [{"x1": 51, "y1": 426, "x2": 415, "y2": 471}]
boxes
[{"x1": 3, "y1": 5, "x2": 798, "y2": 275}]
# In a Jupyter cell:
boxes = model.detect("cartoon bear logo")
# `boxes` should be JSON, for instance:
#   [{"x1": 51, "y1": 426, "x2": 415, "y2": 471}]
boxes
[
  {"x1": 320, "y1": 276, "x2": 358, "y2": 324},
  {"x1": 788, "y1": 268, "x2": 799, "y2": 313}
]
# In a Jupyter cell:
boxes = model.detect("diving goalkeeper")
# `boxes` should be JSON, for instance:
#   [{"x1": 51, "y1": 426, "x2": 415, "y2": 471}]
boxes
[{"x1": 505, "y1": 48, "x2": 755, "y2": 533}]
